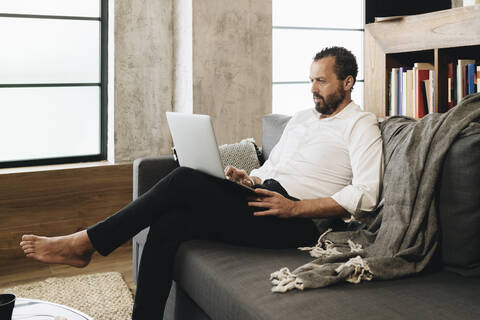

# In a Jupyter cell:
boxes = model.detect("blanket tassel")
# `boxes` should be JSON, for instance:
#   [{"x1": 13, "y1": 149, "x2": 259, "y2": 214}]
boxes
[
  {"x1": 335, "y1": 255, "x2": 373, "y2": 284},
  {"x1": 270, "y1": 267, "x2": 304, "y2": 293}
]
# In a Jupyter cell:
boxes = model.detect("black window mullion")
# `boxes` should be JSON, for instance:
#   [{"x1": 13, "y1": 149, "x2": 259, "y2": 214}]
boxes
[
  {"x1": 0, "y1": 13, "x2": 100, "y2": 21},
  {"x1": 0, "y1": 83, "x2": 101, "y2": 88}
]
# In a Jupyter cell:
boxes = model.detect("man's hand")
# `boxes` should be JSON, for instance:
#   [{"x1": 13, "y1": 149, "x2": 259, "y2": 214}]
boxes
[
  {"x1": 248, "y1": 188, "x2": 298, "y2": 218},
  {"x1": 224, "y1": 165, "x2": 254, "y2": 186}
]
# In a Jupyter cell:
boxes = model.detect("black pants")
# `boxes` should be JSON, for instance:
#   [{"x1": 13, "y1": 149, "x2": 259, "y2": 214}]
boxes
[{"x1": 87, "y1": 167, "x2": 320, "y2": 319}]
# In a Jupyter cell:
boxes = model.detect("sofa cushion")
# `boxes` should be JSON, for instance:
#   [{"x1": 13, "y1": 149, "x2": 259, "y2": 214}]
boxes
[
  {"x1": 174, "y1": 240, "x2": 480, "y2": 320},
  {"x1": 438, "y1": 128, "x2": 480, "y2": 275},
  {"x1": 261, "y1": 114, "x2": 291, "y2": 160},
  {"x1": 219, "y1": 138, "x2": 262, "y2": 174}
]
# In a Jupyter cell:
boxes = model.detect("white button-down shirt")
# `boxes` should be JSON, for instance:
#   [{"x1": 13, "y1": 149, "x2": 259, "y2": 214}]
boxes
[{"x1": 250, "y1": 101, "x2": 383, "y2": 220}]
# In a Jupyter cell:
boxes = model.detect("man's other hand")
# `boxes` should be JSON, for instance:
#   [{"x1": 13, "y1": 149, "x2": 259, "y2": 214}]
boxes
[
  {"x1": 224, "y1": 165, "x2": 254, "y2": 186},
  {"x1": 248, "y1": 188, "x2": 298, "y2": 218}
]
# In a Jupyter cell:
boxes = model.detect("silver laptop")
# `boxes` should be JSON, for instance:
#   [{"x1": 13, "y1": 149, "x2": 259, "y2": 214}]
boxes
[{"x1": 165, "y1": 112, "x2": 255, "y2": 193}]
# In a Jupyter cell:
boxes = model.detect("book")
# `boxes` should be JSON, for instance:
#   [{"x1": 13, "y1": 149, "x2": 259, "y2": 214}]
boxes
[
  {"x1": 390, "y1": 68, "x2": 399, "y2": 116},
  {"x1": 457, "y1": 59, "x2": 475, "y2": 103},
  {"x1": 413, "y1": 63, "x2": 434, "y2": 118},
  {"x1": 423, "y1": 80, "x2": 431, "y2": 113},
  {"x1": 477, "y1": 66, "x2": 480, "y2": 93},
  {"x1": 467, "y1": 64, "x2": 476, "y2": 95},
  {"x1": 453, "y1": 63, "x2": 457, "y2": 105},
  {"x1": 402, "y1": 70, "x2": 407, "y2": 116},
  {"x1": 406, "y1": 70, "x2": 413, "y2": 117},
  {"x1": 398, "y1": 67, "x2": 403, "y2": 115},
  {"x1": 420, "y1": 81, "x2": 429, "y2": 115},
  {"x1": 416, "y1": 69, "x2": 430, "y2": 118},
  {"x1": 447, "y1": 63, "x2": 455, "y2": 109},
  {"x1": 414, "y1": 63, "x2": 434, "y2": 70},
  {"x1": 412, "y1": 67, "x2": 417, "y2": 117},
  {"x1": 429, "y1": 70, "x2": 435, "y2": 113}
]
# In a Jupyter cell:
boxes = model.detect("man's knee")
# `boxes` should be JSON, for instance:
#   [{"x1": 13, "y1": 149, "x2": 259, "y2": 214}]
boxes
[
  {"x1": 170, "y1": 166, "x2": 196, "y2": 181},
  {"x1": 146, "y1": 167, "x2": 195, "y2": 197},
  {"x1": 168, "y1": 166, "x2": 209, "y2": 188}
]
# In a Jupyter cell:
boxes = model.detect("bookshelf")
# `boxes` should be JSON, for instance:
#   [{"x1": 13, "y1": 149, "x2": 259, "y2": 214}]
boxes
[{"x1": 364, "y1": 5, "x2": 480, "y2": 117}]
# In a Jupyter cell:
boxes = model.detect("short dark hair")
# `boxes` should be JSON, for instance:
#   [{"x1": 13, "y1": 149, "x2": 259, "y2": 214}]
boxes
[{"x1": 314, "y1": 46, "x2": 358, "y2": 89}]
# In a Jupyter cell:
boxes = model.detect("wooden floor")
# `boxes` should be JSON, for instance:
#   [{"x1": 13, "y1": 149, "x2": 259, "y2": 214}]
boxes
[{"x1": 0, "y1": 242, "x2": 136, "y2": 295}]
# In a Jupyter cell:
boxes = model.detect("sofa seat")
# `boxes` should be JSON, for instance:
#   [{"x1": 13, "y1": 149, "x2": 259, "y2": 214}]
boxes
[{"x1": 172, "y1": 240, "x2": 480, "y2": 320}]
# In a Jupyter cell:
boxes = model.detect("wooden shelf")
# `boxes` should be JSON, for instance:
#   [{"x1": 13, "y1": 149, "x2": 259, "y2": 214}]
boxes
[{"x1": 364, "y1": 6, "x2": 480, "y2": 117}]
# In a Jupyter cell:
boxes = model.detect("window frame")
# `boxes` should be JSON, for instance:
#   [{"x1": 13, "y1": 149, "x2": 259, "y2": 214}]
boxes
[
  {"x1": 272, "y1": 1, "x2": 365, "y2": 114},
  {"x1": 0, "y1": 0, "x2": 108, "y2": 169}
]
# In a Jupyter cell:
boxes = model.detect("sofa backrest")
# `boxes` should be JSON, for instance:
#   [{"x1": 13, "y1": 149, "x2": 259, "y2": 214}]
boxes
[
  {"x1": 437, "y1": 129, "x2": 480, "y2": 275},
  {"x1": 261, "y1": 114, "x2": 291, "y2": 160}
]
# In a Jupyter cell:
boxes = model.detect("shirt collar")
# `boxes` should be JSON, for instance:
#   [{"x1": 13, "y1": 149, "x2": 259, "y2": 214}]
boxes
[{"x1": 312, "y1": 101, "x2": 358, "y2": 120}]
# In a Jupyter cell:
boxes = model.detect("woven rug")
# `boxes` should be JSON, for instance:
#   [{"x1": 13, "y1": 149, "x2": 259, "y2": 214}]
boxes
[{"x1": 0, "y1": 272, "x2": 134, "y2": 320}]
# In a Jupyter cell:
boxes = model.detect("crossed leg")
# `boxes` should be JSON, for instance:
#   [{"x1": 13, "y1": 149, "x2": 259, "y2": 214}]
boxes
[{"x1": 19, "y1": 167, "x2": 320, "y2": 319}]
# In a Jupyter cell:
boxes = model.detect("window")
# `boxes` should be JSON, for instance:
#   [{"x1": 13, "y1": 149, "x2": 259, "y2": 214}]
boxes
[
  {"x1": 0, "y1": 0, "x2": 108, "y2": 168},
  {"x1": 272, "y1": 0, "x2": 365, "y2": 115}
]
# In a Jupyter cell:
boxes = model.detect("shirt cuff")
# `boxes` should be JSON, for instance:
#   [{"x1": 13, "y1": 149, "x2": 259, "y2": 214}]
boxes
[
  {"x1": 331, "y1": 185, "x2": 363, "y2": 222},
  {"x1": 249, "y1": 168, "x2": 266, "y2": 183}
]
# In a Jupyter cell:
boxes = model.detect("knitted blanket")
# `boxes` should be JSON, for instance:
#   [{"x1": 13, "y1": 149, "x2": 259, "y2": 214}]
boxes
[{"x1": 271, "y1": 92, "x2": 480, "y2": 292}]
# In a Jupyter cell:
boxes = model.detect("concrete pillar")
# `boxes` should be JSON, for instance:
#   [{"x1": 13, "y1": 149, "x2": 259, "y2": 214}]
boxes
[
  {"x1": 114, "y1": 0, "x2": 174, "y2": 162},
  {"x1": 176, "y1": 0, "x2": 272, "y2": 145}
]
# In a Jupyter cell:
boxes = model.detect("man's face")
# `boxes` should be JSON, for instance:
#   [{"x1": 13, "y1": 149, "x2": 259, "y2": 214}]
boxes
[{"x1": 309, "y1": 56, "x2": 346, "y2": 115}]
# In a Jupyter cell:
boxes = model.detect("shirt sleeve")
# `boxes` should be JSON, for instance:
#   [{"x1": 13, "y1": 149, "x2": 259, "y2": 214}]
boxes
[{"x1": 330, "y1": 113, "x2": 383, "y2": 221}]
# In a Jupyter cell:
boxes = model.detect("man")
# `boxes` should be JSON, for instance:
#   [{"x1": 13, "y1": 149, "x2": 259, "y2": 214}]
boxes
[{"x1": 20, "y1": 46, "x2": 383, "y2": 319}]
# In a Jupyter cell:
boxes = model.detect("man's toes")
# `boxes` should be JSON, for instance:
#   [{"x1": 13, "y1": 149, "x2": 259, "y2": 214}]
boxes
[
  {"x1": 23, "y1": 247, "x2": 35, "y2": 254},
  {"x1": 22, "y1": 234, "x2": 36, "y2": 241},
  {"x1": 21, "y1": 243, "x2": 33, "y2": 250},
  {"x1": 21, "y1": 243, "x2": 34, "y2": 250}
]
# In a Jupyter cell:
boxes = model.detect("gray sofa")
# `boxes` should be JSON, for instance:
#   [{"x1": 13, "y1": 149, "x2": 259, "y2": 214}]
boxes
[{"x1": 132, "y1": 114, "x2": 480, "y2": 320}]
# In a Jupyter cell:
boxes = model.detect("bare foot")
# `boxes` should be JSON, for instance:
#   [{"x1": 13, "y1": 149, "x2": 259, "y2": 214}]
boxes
[{"x1": 19, "y1": 230, "x2": 95, "y2": 268}]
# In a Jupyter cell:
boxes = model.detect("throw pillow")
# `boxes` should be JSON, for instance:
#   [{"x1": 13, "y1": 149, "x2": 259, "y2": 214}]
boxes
[{"x1": 219, "y1": 138, "x2": 261, "y2": 175}]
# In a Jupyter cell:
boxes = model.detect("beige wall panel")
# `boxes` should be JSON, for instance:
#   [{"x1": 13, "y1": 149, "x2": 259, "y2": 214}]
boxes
[{"x1": 192, "y1": 0, "x2": 272, "y2": 145}]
